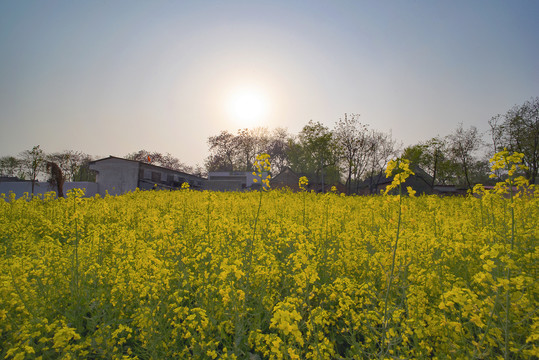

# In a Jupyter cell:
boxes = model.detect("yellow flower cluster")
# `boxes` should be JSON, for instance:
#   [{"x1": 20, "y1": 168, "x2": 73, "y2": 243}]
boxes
[
  {"x1": 384, "y1": 158, "x2": 415, "y2": 195},
  {"x1": 0, "y1": 178, "x2": 537, "y2": 359},
  {"x1": 252, "y1": 153, "x2": 271, "y2": 189},
  {"x1": 298, "y1": 176, "x2": 309, "y2": 191},
  {"x1": 489, "y1": 148, "x2": 529, "y2": 189}
]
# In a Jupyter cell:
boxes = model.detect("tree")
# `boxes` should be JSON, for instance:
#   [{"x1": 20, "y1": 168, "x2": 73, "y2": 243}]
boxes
[
  {"x1": 231, "y1": 128, "x2": 273, "y2": 172},
  {"x1": 288, "y1": 121, "x2": 341, "y2": 192},
  {"x1": 73, "y1": 154, "x2": 96, "y2": 182},
  {"x1": 126, "y1": 150, "x2": 191, "y2": 173},
  {"x1": 19, "y1": 145, "x2": 45, "y2": 194},
  {"x1": 402, "y1": 136, "x2": 454, "y2": 188},
  {"x1": 125, "y1": 150, "x2": 166, "y2": 166},
  {"x1": 205, "y1": 127, "x2": 292, "y2": 174},
  {"x1": 46, "y1": 161, "x2": 65, "y2": 197},
  {"x1": 334, "y1": 113, "x2": 370, "y2": 194},
  {"x1": 364, "y1": 130, "x2": 400, "y2": 194},
  {"x1": 401, "y1": 144, "x2": 425, "y2": 167},
  {"x1": 46, "y1": 150, "x2": 90, "y2": 182},
  {"x1": 447, "y1": 124, "x2": 484, "y2": 189},
  {"x1": 489, "y1": 97, "x2": 539, "y2": 184},
  {"x1": 266, "y1": 127, "x2": 291, "y2": 174},
  {"x1": 161, "y1": 153, "x2": 192, "y2": 173},
  {"x1": 205, "y1": 131, "x2": 238, "y2": 172},
  {"x1": 0, "y1": 156, "x2": 23, "y2": 178},
  {"x1": 235, "y1": 128, "x2": 257, "y2": 171}
]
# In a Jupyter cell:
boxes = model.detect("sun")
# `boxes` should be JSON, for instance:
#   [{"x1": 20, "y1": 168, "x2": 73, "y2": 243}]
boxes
[{"x1": 226, "y1": 87, "x2": 269, "y2": 127}]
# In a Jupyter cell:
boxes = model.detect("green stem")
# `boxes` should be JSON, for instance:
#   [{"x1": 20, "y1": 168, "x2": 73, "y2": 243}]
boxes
[
  {"x1": 505, "y1": 181, "x2": 515, "y2": 360},
  {"x1": 246, "y1": 190, "x2": 263, "y2": 280},
  {"x1": 303, "y1": 191, "x2": 306, "y2": 227},
  {"x1": 380, "y1": 184, "x2": 403, "y2": 357},
  {"x1": 236, "y1": 190, "x2": 263, "y2": 354}
]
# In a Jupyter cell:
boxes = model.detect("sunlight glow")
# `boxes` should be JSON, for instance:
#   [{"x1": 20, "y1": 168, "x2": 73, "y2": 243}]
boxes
[{"x1": 226, "y1": 87, "x2": 269, "y2": 127}]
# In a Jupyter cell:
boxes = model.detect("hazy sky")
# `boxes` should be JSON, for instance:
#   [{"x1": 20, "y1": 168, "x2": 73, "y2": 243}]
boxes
[{"x1": 1, "y1": 0, "x2": 538, "y2": 167}]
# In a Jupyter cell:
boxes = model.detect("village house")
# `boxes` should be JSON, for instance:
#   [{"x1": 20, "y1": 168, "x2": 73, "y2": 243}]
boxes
[
  {"x1": 205, "y1": 171, "x2": 268, "y2": 191},
  {"x1": 270, "y1": 167, "x2": 346, "y2": 193},
  {"x1": 89, "y1": 156, "x2": 205, "y2": 196},
  {"x1": 356, "y1": 166, "x2": 463, "y2": 195},
  {"x1": 270, "y1": 167, "x2": 303, "y2": 191}
]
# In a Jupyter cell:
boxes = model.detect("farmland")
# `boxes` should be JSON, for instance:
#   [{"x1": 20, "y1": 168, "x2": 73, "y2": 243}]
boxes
[{"x1": 0, "y1": 180, "x2": 538, "y2": 359}]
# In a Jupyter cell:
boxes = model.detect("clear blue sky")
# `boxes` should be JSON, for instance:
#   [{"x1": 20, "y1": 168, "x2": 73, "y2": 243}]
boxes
[{"x1": 1, "y1": 0, "x2": 538, "y2": 167}]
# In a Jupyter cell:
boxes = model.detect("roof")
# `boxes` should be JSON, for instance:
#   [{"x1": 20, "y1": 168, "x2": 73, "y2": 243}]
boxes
[
  {"x1": 358, "y1": 165, "x2": 436, "y2": 188},
  {"x1": 271, "y1": 166, "x2": 300, "y2": 181}
]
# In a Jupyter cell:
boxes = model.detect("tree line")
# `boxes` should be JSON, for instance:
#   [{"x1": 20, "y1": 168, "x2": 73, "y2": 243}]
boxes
[
  {"x1": 125, "y1": 150, "x2": 204, "y2": 177},
  {"x1": 1, "y1": 97, "x2": 537, "y2": 195},
  {"x1": 0, "y1": 147, "x2": 96, "y2": 195},
  {"x1": 0, "y1": 147, "x2": 96, "y2": 182},
  {"x1": 0, "y1": 148, "x2": 202, "y2": 195},
  {"x1": 205, "y1": 117, "x2": 400, "y2": 194},
  {"x1": 205, "y1": 97, "x2": 538, "y2": 193},
  {"x1": 403, "y1": 97, "x2": 538, "y2": 190}
]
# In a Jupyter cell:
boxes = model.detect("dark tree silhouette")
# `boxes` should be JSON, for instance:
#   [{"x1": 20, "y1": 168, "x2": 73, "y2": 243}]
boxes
[{"x1": 47, "y1": 161, "x2": 65, "y2": 198}]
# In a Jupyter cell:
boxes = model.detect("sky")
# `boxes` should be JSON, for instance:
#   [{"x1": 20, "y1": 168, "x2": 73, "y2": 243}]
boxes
[{"x1": 1, "y1": 0, "x2": 538, "y2": 168}]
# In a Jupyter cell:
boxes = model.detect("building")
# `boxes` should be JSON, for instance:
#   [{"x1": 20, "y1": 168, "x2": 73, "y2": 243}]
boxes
[
  {"x1": 89, "y1": 156, "x2": 205, "y2": 196},
  {"x1": 205, "y1": 171, "x2": 268, "y2": 191},
  {"x1": 270, "y1": 167, "x2": 302, "y2": 191},
  {"x1": 270, "y1": 167, "x2": 346, "y2": 193},
  {"x1": 357, "y1": 166, "x2": 462, "y2": 196}
]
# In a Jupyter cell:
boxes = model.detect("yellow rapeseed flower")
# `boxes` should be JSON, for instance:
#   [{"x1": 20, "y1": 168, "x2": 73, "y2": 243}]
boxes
[
  {"x1": 299, "y1": 176, "x2": 309, "y2": 191},
  {"x1": 384, "y1": 158, "x2": 415, "y2": 195}
]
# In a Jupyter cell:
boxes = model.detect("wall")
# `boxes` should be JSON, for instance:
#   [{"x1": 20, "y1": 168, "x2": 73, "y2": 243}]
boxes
[
  {"x1": 0, "y1": 181, "x2": 98, "y2": 199},
  {"x1": 208, "y1": 171, "x2": 267, "y2": 189},
  {"x1": 90, "y1": 158, "x2": 139, "y2": 196}
]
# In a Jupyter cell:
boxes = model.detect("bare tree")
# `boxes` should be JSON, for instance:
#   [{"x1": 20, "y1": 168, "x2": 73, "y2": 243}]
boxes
[
  {"x1": 0, "y1": 156, "x2": 23, "y2": 178},
  {"x1": 447, "y1": 124, "x2": 483, "y2": 189},
  {"x1": 126, "y1": 150, "x2": 191, "y2": 172},
  {"x1": 489, "y1": 97, "x2": 539, "y2": 183},
  {"x1": 334, "y1": 113, "x2": 370, "y2": 194},
  {"x1": 205, "y1": 131, "x2": 238, "y2": 172},
  {"x1": 19, "y1": 145, "x2": 45, "y2": 194},
  {"x1": 236, "y1": 128, "x2": 258, "y2": 171},
  {"x1": 364, "y1": 130, "x2": 400, "y2": 193},
  {"x1": 46, "y1": 150, "x2": 89, "y2": 182},
  {"x1": 205, "y1": 127, "x2": 288, "y2": 173},
  {"x1": 266, "y1": 127, "x2": 291, "y2": 174},
  {"x1": 161, "y1": 153, "x2": 192, "y2": 173}
]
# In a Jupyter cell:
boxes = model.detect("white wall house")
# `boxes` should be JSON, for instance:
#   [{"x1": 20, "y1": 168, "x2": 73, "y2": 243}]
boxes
[{"x1": 89, "y1": 156, "x2": 205, "y2": 196}]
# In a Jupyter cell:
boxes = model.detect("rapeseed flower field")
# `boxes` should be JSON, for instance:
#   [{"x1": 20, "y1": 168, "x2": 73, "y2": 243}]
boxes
[{"x1": 1, "y1": 152, "x2": 537, "y2": 359}]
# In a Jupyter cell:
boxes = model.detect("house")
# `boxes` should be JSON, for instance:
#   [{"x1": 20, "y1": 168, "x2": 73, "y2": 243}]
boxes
[
  {"x1": 270, "y1": 167, "x2": 302, "y2": 191},
  {"x1": 205, "y1": 171, "x2": 268, "y2": 191},
  {"x1": 432, "y1": 185, "x2": 466, "y2": 196},
  {"x1": 89, "y1": 156, "x2": 205, "y2": 196},
  {"x1": 357, "y1": 166, "x2": 462, "y2": 195},
  {"x1": 270, "y1": 167, "x2": 345, "y2": 193}
]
